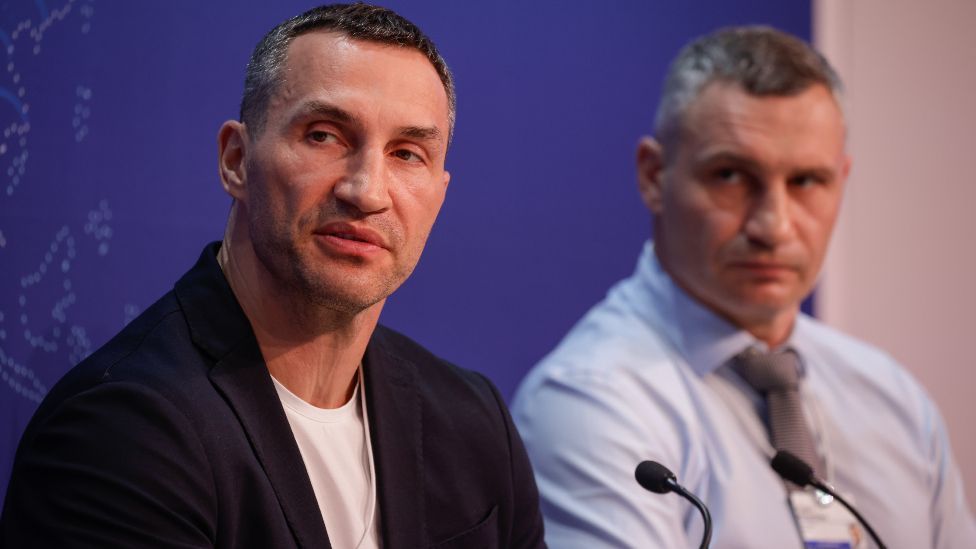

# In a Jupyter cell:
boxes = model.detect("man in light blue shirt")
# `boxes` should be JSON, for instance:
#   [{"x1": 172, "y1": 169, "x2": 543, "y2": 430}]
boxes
[{"x1": 512, "y1": 26, "x2": 975, "y2": 548}]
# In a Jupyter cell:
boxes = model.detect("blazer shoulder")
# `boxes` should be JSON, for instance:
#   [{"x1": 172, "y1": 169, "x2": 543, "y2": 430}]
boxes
[{"x1": 32, "y1": 290, "x2": 209, "y2": 427}]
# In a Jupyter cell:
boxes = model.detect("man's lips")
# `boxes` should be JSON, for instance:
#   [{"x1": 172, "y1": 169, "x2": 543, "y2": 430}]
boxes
[
  {"x1": 315, "y1": 222, "x2": 388, "y2": 252},
  {"x1": 728, "y1": 260, "x2": 797, "y2": 276}
]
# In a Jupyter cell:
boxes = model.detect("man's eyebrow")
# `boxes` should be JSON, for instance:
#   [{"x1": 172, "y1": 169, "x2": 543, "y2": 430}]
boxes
[
  {"x1": 291, "y1": 100, "x2": 356, "y2": 125},
  {"x1": 697, "y1": 150, "x2": 837, "y2": 178},
  {"x1": 696, "y1": 150, "x2": 763, "y2": 171},
  {"x1": 288, "y1": 103, "x2": 442, "y2": 143},
  {"x1": 792, "y1": 165, "x2": 838, "y2": 180},
  {"x1": 399, "y1": 125, "x2": 443, "y2": 143}
]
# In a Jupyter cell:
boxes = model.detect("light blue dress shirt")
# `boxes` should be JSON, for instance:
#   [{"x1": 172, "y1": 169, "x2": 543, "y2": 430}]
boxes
[{"x1": 512, "y1": 241, "x2": 975, "y2": 548}]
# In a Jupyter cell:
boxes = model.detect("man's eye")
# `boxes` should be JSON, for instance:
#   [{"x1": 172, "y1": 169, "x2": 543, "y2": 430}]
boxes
[
  {"x1": 790, "y1": 174, "x2": 822, "y2": 188},
  {"x1": 308, "y1": 130, "x2": 337, "y2": 143},
  {"x1": 393, "y1": 149, "x2": 422, "y2": 162},
  {"x1": 715, "y1": 168, "x2": 742, "y2": 183}
]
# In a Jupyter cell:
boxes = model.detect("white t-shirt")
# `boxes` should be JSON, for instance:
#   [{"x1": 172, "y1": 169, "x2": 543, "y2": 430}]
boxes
[{"x1": 272, "y1": 368, "x2": 379, "y2": 549}]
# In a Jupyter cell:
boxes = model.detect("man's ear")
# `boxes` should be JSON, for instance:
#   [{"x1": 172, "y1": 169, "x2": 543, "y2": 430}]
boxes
[
  {"x1": 636, "y1": 136, "x2": 666, "y2": 215},
  {"x1": 217, "y1": 121, "x2": 248, "y2": 201},
  {"x1": 841, "y1": 153, "x2": 852, "y2": 185}
]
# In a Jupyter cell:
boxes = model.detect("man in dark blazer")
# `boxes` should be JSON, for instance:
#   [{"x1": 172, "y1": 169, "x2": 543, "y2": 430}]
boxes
[{"x1": 1, "y1": 4, "x2": 544, "y2": 548}]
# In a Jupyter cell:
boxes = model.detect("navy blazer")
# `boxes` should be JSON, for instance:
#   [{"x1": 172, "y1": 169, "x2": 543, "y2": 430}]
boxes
[{"x1": 1, "y1": 243, "x2": 545, "y2": 548}]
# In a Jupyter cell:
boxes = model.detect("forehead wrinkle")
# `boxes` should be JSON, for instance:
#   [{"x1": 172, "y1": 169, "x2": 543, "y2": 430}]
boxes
[
  {"x1": 684, "y1": 97, "x2": 842, "y2": 173},
  {"x1": 281, "y1": 32, "x2": 452, "y2": 143}
]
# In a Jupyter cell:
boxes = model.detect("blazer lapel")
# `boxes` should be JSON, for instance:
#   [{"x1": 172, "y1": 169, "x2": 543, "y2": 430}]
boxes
[
  {"x1": 209, "y1": 345, "x2": 331, "y2": 549},
  {"x1": 363, "y1": 330, "x2": 426, "y2": 549},
  {"x1": 176, "y1": 243, "x2": 331, "y2": 549}
]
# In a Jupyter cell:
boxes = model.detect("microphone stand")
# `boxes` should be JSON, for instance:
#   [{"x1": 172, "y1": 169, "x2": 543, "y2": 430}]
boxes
[
  {"x1": 667, "y1": 479, "x2": 712, "y2": 549},
  {"x1": 635, "y1": 460, "x2": 712, "y2": 549}
]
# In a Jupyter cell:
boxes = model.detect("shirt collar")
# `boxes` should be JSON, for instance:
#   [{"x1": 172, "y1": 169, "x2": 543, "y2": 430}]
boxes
[{"x1": 636, "y1": 240, "x2": 813, "y2": 378}]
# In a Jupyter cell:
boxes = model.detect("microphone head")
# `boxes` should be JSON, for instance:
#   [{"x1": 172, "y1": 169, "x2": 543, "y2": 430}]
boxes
[
  {"x1": 635, "y1": 460, "x2": 676, "y2": 494},
  {"x1": 770, "y1": 450, "x2": 814, "y2": 487}
]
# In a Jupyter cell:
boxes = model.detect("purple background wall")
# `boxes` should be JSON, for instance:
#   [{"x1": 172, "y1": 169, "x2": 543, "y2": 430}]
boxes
[{"x1": 0, "y1": 0, "x2": 810, "y2": 505}]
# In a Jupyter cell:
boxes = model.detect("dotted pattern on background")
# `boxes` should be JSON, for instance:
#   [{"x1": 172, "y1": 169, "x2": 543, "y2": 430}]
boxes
[{"x1": 0, "y1": 0, "x2": 108, "y2": 405}]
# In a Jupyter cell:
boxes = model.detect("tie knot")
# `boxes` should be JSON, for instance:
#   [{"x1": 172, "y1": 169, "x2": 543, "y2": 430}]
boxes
[{"x1": 733, "y1": 349, "x2": 801, "y2": 393}]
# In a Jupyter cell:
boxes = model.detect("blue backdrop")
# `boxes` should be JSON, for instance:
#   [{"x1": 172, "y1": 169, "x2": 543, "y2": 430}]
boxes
[{"x1": 0, "y1": 0, "x2": 810, "y2": 504}]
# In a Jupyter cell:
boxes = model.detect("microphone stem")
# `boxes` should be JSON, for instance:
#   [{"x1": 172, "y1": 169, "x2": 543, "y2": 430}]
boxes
[
  {"x1": 811, "y1": 480, "x2": 886, "y2": 549},
  {"x1": 671, "y1": 482, "x2": 712, "y2": 549}
]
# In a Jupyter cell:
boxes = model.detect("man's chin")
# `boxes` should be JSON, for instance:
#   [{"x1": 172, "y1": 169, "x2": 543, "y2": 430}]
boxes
[
  {"x1": 727, "y1": 293, "x2": 802, "y2": 322},
  {"x1": 300, "y1": 289, "x2": 381, "y2": 315},
  {"x1": 295, "y1": 272, "x2": 395, "y2": 313}
]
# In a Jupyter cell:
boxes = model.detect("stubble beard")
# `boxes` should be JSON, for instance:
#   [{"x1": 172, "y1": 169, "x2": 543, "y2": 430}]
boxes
[{"x1": 250, "y1": 210, "x2": 419, "y2": 318}]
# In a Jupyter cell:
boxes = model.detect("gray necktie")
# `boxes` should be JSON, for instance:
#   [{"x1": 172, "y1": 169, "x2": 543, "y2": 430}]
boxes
[{"x1": 733, "y1": 349, "x2": 823, "y2": 477}]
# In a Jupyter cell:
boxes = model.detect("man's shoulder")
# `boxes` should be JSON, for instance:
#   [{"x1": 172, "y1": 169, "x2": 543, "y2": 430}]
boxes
[
  {"x1": 32, "y1": 288, "x2": 214, "y2": 426},
  {"x1": 798, "y1": 315, "x2": 905, "y2": 376},
  {"x1": 511, "y1": 287, "x2": 692, "y2": 438},
  {"x1": 56, "y1": 291, "x2": 179, "y2": 375},
  {"x1": 523, "y1": 293, "x2": 677, "y2": 389},
  {"x1": 798, "y1": 315, "x2": 935, "y2": 409}
]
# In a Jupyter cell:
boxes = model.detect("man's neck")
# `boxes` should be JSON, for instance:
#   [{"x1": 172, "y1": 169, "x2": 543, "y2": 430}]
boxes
[
  {"x1": 218, "y1": 237, "x2": 381, "y2": 409},
  {"x1": 654, "y1": 245, "x2": 797, "y2": 349},
  {"x1": 737, "y1": 313, "x2": 796, "y2": 349}
]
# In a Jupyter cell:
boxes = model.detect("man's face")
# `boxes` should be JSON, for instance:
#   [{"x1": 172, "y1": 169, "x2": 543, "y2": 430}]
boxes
[
  {"x1": 639, "y1": 81, "x2": 850, "y2": 333},
  {"x1": 232, "y1": 31, "x2": 451, "y2": 313}
]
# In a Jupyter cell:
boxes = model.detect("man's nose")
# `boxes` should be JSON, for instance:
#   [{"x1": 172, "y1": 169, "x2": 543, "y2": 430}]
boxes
[
  {"x1": 743, "y1": 183, "x2": 795, "y2": 247},
  {"x1": 333, "y1": 149, "x2": 392, "y2": 214}
]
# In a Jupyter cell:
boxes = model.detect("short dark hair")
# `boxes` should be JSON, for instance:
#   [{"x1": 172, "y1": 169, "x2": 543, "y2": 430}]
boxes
[
  {"x1": 239, "y1": 3, "x2": 455, "y2": 138},
  {"x1": 654, "y1": 26, "x2": 843, "y2": 148}
]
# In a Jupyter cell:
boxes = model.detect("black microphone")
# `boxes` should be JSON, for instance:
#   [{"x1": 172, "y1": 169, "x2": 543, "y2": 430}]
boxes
[
  {"x1": 635, "y1": 460, "x2": 712, "y2": 549},
  {"x1": 770, "y1": 451, "x2": 887, "y2": 549}
]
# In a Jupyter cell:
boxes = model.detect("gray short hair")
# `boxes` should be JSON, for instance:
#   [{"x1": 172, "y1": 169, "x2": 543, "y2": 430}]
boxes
[
  {"x1": 240, "y1": 3, "x2": 455, "y2": 139},
  {"x1": 654, "y1": 26, "x2": 843, "y2": 148}
]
